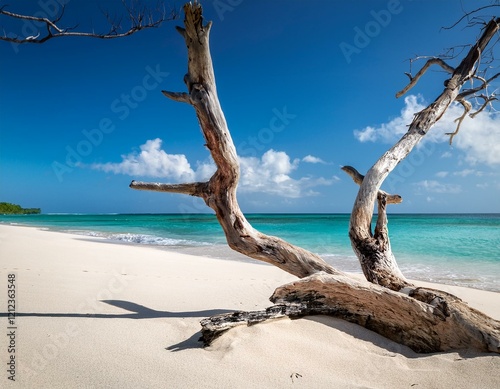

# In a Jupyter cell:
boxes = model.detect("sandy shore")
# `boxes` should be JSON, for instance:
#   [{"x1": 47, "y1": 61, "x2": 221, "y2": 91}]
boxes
[{"x1": 1, "y1": 225, "x2": 499, "y2": 388}]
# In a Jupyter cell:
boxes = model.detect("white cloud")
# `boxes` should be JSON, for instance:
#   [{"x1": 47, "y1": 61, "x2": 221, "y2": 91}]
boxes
[
  {"x1": 193, "y1": 160, "x2": 217, "y2": 181},
  {"x1": 453, "y1": 112, "x2": 500, "y2": 165},
  {"x1": 354, "y1": 94, "x2": 500, "y2": 166},
  {"x1": 453, "y1": 169, "x2": 476, "y2": 177},
  {"x1": 302, "y1": 155, "x2": 327, "y2": 164},
  {"x1": 354, "y1": 95, "x2": 426, "y2": 143},
  {"x1": 92, "y1": 141, "x2": 335, "y2": 198},
  {"x1": 239, "y1": 149, "x2": 336, "y2": 198},
  {"x1": 413, "y1": 180, "x2": 462, "y2": 194},
  {"x1": 354, "y1": 126, "x2": 377, "y2": 142},
  {"x1": 435, "y1": 171, "x2": 449, "y2": 178},
  {"x1": 91, "y1": 138, "x2": 215, "y2": 181}
]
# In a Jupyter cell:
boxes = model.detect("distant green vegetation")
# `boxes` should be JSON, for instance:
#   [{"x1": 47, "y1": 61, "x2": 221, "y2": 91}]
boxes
[{"x1": 0, "y1": 202, "x2": 41, "y2": 215}]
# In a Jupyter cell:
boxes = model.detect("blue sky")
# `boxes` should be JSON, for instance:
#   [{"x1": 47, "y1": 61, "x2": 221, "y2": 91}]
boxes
[{"x1": 1, "y1": 0, "x2": 499, "y2": 214}]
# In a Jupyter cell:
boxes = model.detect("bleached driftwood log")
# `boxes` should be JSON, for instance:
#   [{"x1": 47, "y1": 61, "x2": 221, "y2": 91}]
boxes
[
  {"x1": 131, "y1": 3, "x2": 500, "y2": 354},
  {"x1": 201, "y1": 273, "x2": 500, "y2": 353}
]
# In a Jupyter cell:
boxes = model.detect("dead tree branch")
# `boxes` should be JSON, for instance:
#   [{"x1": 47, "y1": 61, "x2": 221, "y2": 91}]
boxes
[
  {"x1": 446, "y1": 98, "x2": 472, "y2": 144},
  {"x1": 130, "y1": 180, "x2": 208, "y2": 196},
  {"x1": 0, "y1": 1, "x2": 176, "y2": 44},
  {"x1": 342, "y1": 166, "x2": 409, "y2": 289},
  {"x1": 130, "y1": 2, "x2": 341, "y2": 279},
  {"x1": 130, "y1": 3, "x2": 500, "y2": 354},
  {"x1": 442, "y1": 4, "x2": 500, "y2": 30},
  {"x1": 470, "y1": 93, "x2": 498, "y2": 117},
  {"x1": 352, "y1": 17, "x2": 500, "y2": 291},
  {"x1": 341, "y1": 166, "x2": 402, "y2": 204},
  {"x1": 396, "y1": 58, "x2": 455, "y2": 98},
  {"x1": 443, "y1": 71, "x2": 499, "y2": 144},
  {"x1": 400, "y1": 16, "x2": 500, "y2": 144}
]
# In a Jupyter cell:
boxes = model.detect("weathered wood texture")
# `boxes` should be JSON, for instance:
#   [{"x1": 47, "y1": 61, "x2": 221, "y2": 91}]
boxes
[
  {"x1": 131, "y1": 4, "x2": 500, "y2": 354},
  {"x1": 130, "y1": 3, "x2": 340, "y2": 279},
  {"x1": 348, "y1": 18, "x2": 500, "y2": 291},
  {"x1": 202, "y1": 273, "x2": 500, "y2": 353}
]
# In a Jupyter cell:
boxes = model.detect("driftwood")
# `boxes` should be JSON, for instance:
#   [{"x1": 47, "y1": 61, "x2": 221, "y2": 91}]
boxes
[
  {"x1": 201, "y1": 273, "x2": 500, "y2": 353},
  {"x1": 131, "y1": 3, "x2": 500, "y2": 354}
]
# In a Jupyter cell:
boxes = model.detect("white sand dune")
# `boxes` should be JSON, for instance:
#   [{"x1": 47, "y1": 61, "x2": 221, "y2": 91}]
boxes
[{"x1": 1, "y1": 225, "x2": 499, "y2": 388}]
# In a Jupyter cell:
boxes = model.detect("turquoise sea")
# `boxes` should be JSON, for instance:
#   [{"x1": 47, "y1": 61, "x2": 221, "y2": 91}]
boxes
[{"x1": 1, "y1": 213, "x2": 499, "y2": 292}]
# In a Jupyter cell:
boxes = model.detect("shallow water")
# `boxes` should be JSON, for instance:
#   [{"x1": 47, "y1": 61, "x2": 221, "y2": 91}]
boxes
[{"x1": 2, "y1": 213, "x2": 499, "y2": 291}]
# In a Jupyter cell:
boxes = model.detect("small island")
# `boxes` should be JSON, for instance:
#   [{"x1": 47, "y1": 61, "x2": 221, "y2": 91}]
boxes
[{"x1": 0, "y1": 202, "x2": 41, "y2": 215}]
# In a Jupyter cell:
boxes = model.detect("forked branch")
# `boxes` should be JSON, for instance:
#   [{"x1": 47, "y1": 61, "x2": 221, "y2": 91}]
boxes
[
  {"x1": 442, "y1": 4, "x2": 500, "y2": 30},
  {"x1": 128, "y1": 3, "x2": 500, "y2": 355},
  {"x1": 470, "y1": 93, "x2": 498, "y2": 117},
  {"x1": 447, "y1": 91, "x2": 498, "y2": 144},
  {"x1": 444, "y1": 63, "x2": 498, "y2": 145},
  {"x1": 341, "y1": 166, "x2": 402, "y2": 204},
  {"x1": 399, "y1": 19, "x2": 499, "y2": 145},
  {"x1": 342, "y1": 166, "x2": 408, "y2": 289},
  {"x1": 350, "y1": 17, "x2": 500, "y2": 291},
  {"x1": 129, "y1": 2, "x2": 341, "y2": 279},
  {"x1": 0, "y1": 1, "x2": 175, "y2": 44},
  {"x1": 446, "y1": 98, "x2": 472, "y2": 144}
]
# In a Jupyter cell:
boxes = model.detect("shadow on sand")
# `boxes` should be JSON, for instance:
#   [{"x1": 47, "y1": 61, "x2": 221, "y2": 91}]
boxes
[
  {"x1": 1, "y1": 302, "x2": 495, "y2": 357},
  {"x1": 0, "y1": 299, "x2": 233, "y2": 352}
]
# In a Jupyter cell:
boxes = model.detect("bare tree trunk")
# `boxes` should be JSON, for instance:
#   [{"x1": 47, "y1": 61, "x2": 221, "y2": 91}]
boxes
[
  {"x1": 342, "y1": 166, "x2": 410, "y2": 290},
  {"x1": 130, "y1": 4, "x2": 339, "y2": 279},
  {"x1": 131, "y1": 3, "x2": 500, "y2": 354},
  {"x1": 347, "y1": 18, "x2": 500, "y2": 291}
]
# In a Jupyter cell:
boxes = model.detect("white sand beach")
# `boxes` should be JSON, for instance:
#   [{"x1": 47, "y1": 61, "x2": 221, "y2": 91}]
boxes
[{"x1": 1, "y1": 225, "x2": 499, "y2": 388}]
